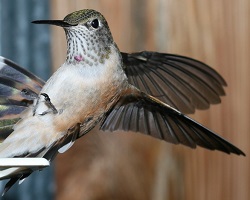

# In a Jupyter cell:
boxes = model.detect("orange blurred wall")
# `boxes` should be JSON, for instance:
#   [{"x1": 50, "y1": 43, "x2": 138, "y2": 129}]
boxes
[{"x1": 51, "y1": 1, "x2": 250, "y2": 200}]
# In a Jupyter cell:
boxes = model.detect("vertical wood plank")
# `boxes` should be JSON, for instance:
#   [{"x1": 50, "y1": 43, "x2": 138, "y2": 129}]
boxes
[
  {"x1": 50, "y1": 1, "x2": 250, "y2": 200},
  {"x1": 165, "y1": 1, "x2": 249, "y2": 200}
]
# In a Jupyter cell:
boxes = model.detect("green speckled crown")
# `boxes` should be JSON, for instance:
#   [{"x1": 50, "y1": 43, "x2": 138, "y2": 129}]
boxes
[
  {"x1": 63, "y1": 9, "x2": 106, "y2": 25},
  {"x1": 62, "y1": 9, "x2": 116, "y2": 64}
]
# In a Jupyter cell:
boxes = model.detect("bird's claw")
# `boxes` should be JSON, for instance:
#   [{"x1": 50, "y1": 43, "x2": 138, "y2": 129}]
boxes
[{"x1": 40, "y1": 93, "x2": 58, "y2": 114}]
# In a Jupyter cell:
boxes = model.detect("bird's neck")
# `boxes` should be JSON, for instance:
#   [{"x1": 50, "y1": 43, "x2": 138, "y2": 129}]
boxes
[
  {"x1": 64, "y1": 31, "x2": 116, "y2": 66},
  {"x1": 62, "y1": 44, "x2": 124, "y2": 78}
]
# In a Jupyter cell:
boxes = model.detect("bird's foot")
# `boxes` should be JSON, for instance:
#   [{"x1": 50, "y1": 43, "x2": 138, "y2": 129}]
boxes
[{"x1": 40, "y1": 93, "x2": 58, "y2": 115}]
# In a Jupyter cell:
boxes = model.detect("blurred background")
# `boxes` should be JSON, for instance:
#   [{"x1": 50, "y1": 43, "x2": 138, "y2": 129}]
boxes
[{"x1": 0, "y1": 0, "x2": 249, "y2": 199}]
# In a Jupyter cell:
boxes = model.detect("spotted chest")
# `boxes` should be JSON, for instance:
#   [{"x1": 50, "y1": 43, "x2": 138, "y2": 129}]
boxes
[{"x1": 37, "y1": 49, "x2": 127, "y2": 133}]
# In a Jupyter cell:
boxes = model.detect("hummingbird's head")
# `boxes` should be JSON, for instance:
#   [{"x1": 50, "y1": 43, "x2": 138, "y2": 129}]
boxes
[{"x1": 33, "y1": 9, "x2": 115, "y2": 65}]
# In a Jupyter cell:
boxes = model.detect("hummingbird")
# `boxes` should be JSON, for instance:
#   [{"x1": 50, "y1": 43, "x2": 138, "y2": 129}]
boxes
[{"x1": 0, "y1": 9, "x2": 245, "y2": 194}]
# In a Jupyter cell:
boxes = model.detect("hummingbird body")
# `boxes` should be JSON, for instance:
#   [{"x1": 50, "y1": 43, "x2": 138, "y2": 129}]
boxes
[
  {"x1": 0, "y1": 44, "x2": 127, "y2": 158},
  {"x1": 37, "y1": 44, "x2": 126, "y2": 132},
  {"x1": 0, "y1": 9, "x2": 245, "y2": 194}
]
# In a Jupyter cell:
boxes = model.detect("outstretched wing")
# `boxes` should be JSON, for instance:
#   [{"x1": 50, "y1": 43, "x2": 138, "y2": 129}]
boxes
[
  {"x1": 100, "y1": 89, "x2": 244, "y2": 156},
  {"x1": 122, "y1": 52, "x2": 227, "y2": 114},
  {"x1": 0, "y1": 57, "x2": 45, "y2": 141}
]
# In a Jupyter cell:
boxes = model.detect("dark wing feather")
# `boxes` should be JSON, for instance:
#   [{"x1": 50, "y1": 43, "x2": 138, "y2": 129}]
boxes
[
  {"x1": 101, "y1": 91, "x2": 245, "y2": 156},
  {"x1": 122, "y1": 52, "x2": 227, "y2": 114},
  {"x1": 0, "y1": 57, "x2": 45, "y2": 141}
]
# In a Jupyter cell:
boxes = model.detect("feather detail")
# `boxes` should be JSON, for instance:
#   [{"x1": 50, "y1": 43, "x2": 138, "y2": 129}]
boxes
[
  {"x1": 101, "y1": 87, "x2": 245, "y2": 156},
  {"x1": 122, "y1": 52, "x2": 226, "y2": 114},
  {"x1": 0, "y1": 57, "x2": 45, "y2": 141}
]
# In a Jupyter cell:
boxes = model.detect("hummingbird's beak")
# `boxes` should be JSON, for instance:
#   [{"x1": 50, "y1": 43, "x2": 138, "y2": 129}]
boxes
[{"x1": 32, "y1": 20, "x2": 74, "y2": 27}]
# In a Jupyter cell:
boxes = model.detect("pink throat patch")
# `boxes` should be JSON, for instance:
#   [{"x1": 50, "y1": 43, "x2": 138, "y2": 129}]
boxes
[{"x1": 74, "y1": 55, "x2": 84, "y2": 62}]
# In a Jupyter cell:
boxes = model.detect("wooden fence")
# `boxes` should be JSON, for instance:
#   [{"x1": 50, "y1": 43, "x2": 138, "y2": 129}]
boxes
[{"x1": 51, "y1": 1, "x2": 250, "y2": 199}]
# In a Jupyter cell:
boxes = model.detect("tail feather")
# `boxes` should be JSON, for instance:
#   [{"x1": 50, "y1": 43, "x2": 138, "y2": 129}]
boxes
[
  {"x1": 2, "y1": 177, "x2": 19, "y2": 196},
  {"x1": 2, "y1": 173, "x2": 31, "y2": 196},
  {"x1": 0, "y1": 158, "x2": 50, "y2": 195}
]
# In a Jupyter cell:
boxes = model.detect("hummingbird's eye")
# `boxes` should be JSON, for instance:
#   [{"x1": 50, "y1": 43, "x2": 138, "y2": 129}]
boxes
[{"x1": 91, "y1": 19, "x2": 99, "y2": 29}]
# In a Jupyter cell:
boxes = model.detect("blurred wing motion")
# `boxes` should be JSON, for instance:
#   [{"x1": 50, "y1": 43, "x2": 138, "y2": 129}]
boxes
[
  {"x1": 101, "y1": 89, "x2": 245, "y2": 156},
  {"x1": 122, "y1": 52, "x2": 227, "y2": 114},
  {"x1": 0, "y1": 58, "x2": 45, "y2": 193},
  {"x1": 0, "y1": 57, "x2": 44, "y2": 142}
]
